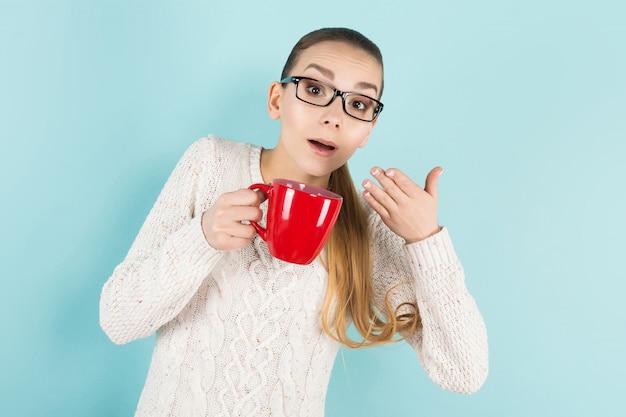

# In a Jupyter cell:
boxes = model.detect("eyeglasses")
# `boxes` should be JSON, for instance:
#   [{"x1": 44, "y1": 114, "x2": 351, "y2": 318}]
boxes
[{"x1": 280, "y1": 76, "x2": 383, "y2": 122}]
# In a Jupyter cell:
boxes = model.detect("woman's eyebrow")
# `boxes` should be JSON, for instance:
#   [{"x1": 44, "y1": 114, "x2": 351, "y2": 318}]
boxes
[
  {"x1": 304, "y1": 63, "x2": 378, "y2": 95},
  {"x1": 304, "y1": 63, "x2": 335, "y2": 79},
  {"x1": 354, "y1": 81, "x2": 378, "y2": 95}
]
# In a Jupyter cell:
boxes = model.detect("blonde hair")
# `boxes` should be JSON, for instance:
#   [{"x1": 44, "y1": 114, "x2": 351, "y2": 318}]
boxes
[
  {"x1": 282, "y1": 28, "x2": 420, "y2": 347},
  {"x1": 323, "y1": 165, "x2": 420, "y2": 348}
]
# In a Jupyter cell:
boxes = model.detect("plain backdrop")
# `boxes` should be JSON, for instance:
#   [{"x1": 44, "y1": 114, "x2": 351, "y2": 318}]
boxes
[{"x1": 1, "y1": 0, "x2": 625, "y2": 416}]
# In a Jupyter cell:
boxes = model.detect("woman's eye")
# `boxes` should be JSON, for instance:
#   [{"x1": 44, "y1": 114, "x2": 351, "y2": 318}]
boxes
[
  {"x1": 351, "y1": 98, "x2": 372, "y2": 112},
  {"x1": 306, "y1": 83, "x2": 325, "y2": 96},
  {"x1": 300, "y1": 80, "x2": 326, "y2": 96}
]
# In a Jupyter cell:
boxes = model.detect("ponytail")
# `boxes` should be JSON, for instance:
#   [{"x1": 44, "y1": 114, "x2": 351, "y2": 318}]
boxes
[{"x1": 322, "y1": 165, "x2": 420, "y2": 348}]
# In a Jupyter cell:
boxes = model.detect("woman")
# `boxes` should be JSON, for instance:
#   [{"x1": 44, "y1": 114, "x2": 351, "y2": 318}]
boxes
[{"x1": 100, "y1": 27, "x2": 488, "y2": 416}]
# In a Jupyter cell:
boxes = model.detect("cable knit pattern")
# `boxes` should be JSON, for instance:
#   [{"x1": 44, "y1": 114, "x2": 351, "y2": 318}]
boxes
[{"x1": 99, "y1": 135, "x2": 488, "y2": 416}]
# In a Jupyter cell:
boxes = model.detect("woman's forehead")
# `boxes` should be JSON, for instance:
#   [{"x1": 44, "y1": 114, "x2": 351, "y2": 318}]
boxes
[{"x1": 291, "y1": 41, "x2": 383, "y2": 88}]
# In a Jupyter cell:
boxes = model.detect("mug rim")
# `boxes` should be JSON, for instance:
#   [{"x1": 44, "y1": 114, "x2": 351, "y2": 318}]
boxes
[{"x1": 273, "y1": 178, "x2": 343, "y2": 200}]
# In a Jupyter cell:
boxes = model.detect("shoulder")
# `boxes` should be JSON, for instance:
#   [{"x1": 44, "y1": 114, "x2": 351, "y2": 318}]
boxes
[
  {"x1": 178, "y1": 134, "x2": 259, "y2": 170},
  {"x1": 186, "y1": 134, "x2": 256, "y2": 156}
]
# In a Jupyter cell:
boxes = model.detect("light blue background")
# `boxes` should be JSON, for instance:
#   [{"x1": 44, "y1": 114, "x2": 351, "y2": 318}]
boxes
[{"x1": 1, "y1": 0, "x2": 624, "y2": 416}]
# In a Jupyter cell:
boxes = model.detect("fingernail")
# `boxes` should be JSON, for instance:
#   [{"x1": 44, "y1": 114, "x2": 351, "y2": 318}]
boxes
[
  {"x1": 371, "y1": 168, "x2": 381, "y2": 176},
  {"x1": 386, "y1": 170, "x2": 395, "y2": 177},
  {"x1": 363, "y1": 180, "x2": 372, "y2": 189}
]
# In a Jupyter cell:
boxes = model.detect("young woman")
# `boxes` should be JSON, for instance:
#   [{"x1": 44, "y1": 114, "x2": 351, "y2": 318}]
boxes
[{"x1": 100, "y1": 27, "x2": 488, "y2": 416}]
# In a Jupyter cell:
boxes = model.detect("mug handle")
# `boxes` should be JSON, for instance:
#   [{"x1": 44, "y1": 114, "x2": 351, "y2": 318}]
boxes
[{"x1": 247, "y1": 183, "x2": 271, "y2": 241}]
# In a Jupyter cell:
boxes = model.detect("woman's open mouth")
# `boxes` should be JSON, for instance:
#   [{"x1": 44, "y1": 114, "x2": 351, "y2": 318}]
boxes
[{"x1": 308, "y1": 139, "x2": 337, "y2": 156}]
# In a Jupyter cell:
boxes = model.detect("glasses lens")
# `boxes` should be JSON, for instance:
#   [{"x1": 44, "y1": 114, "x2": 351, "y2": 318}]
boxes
[
  {"x1": 292, "y1": 77, "x2": 381, "y2": 122},
  {"x1": 296, "y1": 78, "x2": 334, "y2": 106},
  {"x1": 345, "y1": 94, "x2": 378, "y2": 121}
]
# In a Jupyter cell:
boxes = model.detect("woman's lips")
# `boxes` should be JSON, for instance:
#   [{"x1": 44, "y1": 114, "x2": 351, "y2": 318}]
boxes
[{"x1": 308, "y1": 139, "x2": 337, "y2": 156}]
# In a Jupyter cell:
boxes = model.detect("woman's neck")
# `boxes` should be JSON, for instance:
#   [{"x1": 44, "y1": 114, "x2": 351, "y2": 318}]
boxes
[{"x1": 260, "y1": 148, "x2": 330, "y2": 189}]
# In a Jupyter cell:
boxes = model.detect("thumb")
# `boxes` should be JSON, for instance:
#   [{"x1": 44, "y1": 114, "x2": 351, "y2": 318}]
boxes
[{"x1": 424, "y1": 167, "x2": 443, "y2": 199}]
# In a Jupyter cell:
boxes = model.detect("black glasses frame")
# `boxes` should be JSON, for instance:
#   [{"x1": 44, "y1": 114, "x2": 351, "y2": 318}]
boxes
[{"x1": 280, "y1": 76, "x2": 384, "y2": 122}]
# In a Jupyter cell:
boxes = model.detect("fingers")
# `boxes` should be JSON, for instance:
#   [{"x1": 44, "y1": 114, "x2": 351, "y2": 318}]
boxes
[
  {"x1": 361, "y1": 166, "x2": 442, "y2": 242},
  {"x1": 362, "y1": 165, "x2": 442, "y2": 217},
  {"x1": 364, "y1": 166, "x2": 442, "y2": 200},
  {"x1": 362, "y1": 180, "x2": 391, "y2": 219},
  {"x1": 380, "y1": 167, "x2": 425, "y2": 200},
  {"x1": 201, "y1": 189, "x2": 265, "y2": 250},
  {"x1": 424, "y1": 167, "x2": 443, "y2": 200},
  {"x1": 222, "y1": 188, "x2": 265, "y2": 207},
  {"x1": 363, "y1": 167, "x2": 419, "y2": 204},
  {"x1": 224, "y1": 205, "x2": 263, "y2": 225},
  {"x1": 254, "y1": 188, "x2": 268, "y2": 204}
]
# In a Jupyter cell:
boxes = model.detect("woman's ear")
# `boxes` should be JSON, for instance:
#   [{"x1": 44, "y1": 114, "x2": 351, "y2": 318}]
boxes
[{"x1": 267, "y1": 81, "x2": 283, "y2": 120}]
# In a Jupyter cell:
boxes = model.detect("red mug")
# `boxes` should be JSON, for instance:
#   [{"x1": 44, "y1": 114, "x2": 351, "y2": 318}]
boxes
[{"x1": 248, "y1": 179, "x2": 343, "y2": 265}]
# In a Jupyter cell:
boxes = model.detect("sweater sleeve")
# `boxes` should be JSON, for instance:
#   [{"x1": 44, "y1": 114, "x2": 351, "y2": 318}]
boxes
[
  {"x1": 370, "y1": 218, "x2": 488, "y2": 394},
  {"x1": 99, "y1": 138, "x2": 225, "y2": 345},
  {"x1": 403, "y1": 228, "x2": 488, "y2": 393}
]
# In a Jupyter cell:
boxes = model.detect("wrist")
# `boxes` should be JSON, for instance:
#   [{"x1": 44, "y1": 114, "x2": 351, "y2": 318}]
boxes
[{"x1": 405, "y1": 225, "x2": 442, "y2": 244}]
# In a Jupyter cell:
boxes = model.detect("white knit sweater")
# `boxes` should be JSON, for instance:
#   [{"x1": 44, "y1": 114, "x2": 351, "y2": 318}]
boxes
[{"x1": 99, "y1": 135, "x2": 488, "y2": 417}]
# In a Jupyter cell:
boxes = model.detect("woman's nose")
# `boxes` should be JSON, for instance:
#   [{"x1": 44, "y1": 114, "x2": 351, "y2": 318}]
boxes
[{"x1": 320, "y1": 97, "x2": 344, "y2": 128}]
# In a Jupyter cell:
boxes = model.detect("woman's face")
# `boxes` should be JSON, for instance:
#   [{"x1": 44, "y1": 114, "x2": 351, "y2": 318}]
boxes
[{"x1": 268, "y1": 40, "x2": 383, "y2": 184}]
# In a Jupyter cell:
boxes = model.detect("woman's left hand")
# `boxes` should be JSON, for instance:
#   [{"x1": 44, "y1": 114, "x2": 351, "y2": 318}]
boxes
[{"x1": 362, "y1": 166, "x2": 443, "y2": 243}]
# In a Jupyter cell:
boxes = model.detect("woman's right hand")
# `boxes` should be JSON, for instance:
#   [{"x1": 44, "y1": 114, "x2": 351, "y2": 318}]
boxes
[{"x1": 201, "y1": 189, "x2": 265, "y2": 251}]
